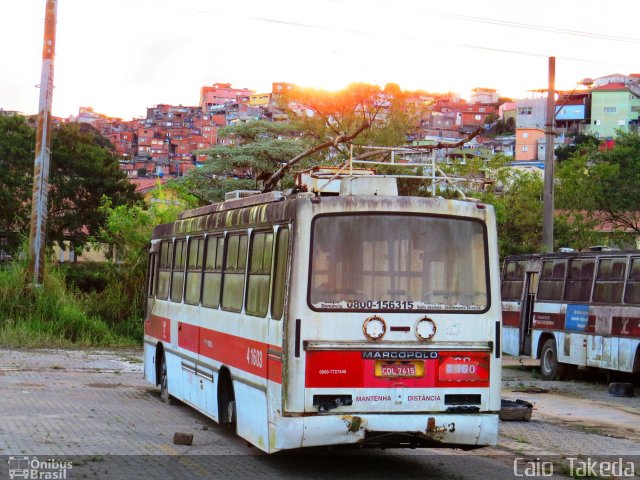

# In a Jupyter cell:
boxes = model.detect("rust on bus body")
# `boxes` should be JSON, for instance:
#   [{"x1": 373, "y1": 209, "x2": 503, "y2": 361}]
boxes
[
  {"x1": 152, "y1": 194, "x2": 488, "y2": 240},
  {"x1": 153, "y1": 200, "x2": 294, "y2": 238}
]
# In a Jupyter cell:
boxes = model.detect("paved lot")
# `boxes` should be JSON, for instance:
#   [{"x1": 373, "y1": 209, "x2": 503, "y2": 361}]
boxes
[{"x1": 0, "y1": 349, "x2": 638, "y2": 479}]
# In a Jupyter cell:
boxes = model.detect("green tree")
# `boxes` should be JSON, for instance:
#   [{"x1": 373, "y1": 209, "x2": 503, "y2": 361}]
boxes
[
  {"x1": 493, "y1": 117, "x2": 515, "y2": 135},
  {"x1": 554, "y1": 212, "x2": 603, "y2": 251},
  {"x1": 48, "y1": 123, "x2": 139, "y2": 253},
  {"x1": 185, "y1": 83, "x2": 416, "y2": 199},
  {"x1": 557, "y1": 131, "x2": 640, "y2": 236},
  {"x1": 87, "y1": 188, "x2": 192, "y2": 336},
  {"x1": 481, "y1": 169, "x2": 544, "y2": 257},
  {"x1": 181, "y1": 121, "x2": 310, "y2": 203},
  {"x1": 260, "y1": 83, "x2": 420, "y2": 193},
  {"x1": 0, "y1": 115, "x2": 35, "y2": 253},
  {"x1": 0, "y1": 116, "x2": 139, "y2": 256},
  {"x1": 555, "y1": 132, "x2": 600, "y2": 162},
  {"x1": 288, "y1": 82, "x2": 415, "y2": 156}
]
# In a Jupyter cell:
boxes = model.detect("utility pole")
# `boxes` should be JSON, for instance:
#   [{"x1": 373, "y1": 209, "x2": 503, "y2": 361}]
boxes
[
  {"x1": 28, "y1": 0, "x2": 58, "y2": 285},
  {"x1": 542, "y1": 56, "x2": 555, "y2": 252}
]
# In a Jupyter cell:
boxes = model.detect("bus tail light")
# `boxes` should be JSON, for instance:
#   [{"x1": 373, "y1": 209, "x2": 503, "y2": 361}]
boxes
[{"x1": 437, "y1": 352, "x2": 490, "y2": 385}]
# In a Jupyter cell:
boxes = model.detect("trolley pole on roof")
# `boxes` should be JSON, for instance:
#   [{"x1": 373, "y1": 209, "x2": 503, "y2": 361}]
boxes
[
  {"x1": 542, "y1": 56, "x2": 556, "y2": 252},
  {"x1": 28, "y1": 0, "x2": 58, "y2": 285}
]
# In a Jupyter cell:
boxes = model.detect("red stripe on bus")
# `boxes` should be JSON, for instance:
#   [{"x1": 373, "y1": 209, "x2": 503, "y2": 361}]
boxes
[
  {"x1": 145, "y1": 314, "x2": 171, "y2": 343},
  {"x1": 305, "y1": 351, "x2": 489, "y2": 388},
  {"x1": 532, "y1": 313, "x2": 564, "y2": 330},
  {"x1": 178, "y1": 322, "x2": 199, "y2": 353},
  {"x1": 267, "y1": 355, "x2": 283, "y2": 384},
  {"x1": 502, "y1": 310, "x2": 520, "y2": 327},
  {"x1": 532, "y1": 312, "x2": 597, "y2": 333},
  {"x1": 611, "y1": 317, "x2": 640, "y2": 337},
  {"x1": 147, "y1": 318, "x2": 283, "y2": 384},
  {"x1": 198, "y1": 328, "x2": 282, "y2": 384}
]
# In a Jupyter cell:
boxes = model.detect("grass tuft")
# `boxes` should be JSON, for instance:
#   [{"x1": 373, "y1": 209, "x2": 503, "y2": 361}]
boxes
[{"x1": 0, "y1": 254, "x2": 138, "y2": 348}]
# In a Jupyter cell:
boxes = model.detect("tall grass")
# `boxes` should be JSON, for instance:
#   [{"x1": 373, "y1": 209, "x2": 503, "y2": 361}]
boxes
[
  {"x1": 0, "y1": 255, "x2": 138, "y2": 348},
  {"x1": 82, "y1": 263, "x2": 145, "y2": 341}
]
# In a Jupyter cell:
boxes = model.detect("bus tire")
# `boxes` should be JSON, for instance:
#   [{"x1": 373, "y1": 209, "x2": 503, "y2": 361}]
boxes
[
  {"x1": 218, "y1": 369, "x2": 236, "y2": 428},
  {"x1": 540, "y1": 338, "x2": 567, "y2": 380},
  {"x1": 159, "y1": 353, "x2": 170, "y2": 404}
]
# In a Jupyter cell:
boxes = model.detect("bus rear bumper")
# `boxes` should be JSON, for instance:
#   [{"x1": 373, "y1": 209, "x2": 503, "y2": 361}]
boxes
[{"x1": 273, "y1": 413, "x2": 498, "y2": 451}]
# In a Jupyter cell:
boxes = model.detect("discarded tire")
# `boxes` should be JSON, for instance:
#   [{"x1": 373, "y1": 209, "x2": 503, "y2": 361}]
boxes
[
  {"x1": 500, "y1": 399, "x2": 533, "y2": 421},
  {"x1": 608, "y1": 382, "x2": 634, "y2": 398}
]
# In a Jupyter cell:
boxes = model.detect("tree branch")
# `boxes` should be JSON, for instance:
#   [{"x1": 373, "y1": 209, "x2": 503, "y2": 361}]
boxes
[
  {"x1": 262, "y1": 122, "x2": 370, "y2": 192},
  {"x1": 405, "y1": 127, "x2": 482, "y2": 151}
]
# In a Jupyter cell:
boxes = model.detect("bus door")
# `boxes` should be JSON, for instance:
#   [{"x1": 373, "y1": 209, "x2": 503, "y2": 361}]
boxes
[
  {"x1": 519, "y1": 272, "x2": 538, "y2": 356},
  {"x1": 267, "y1": 225, "x2": 290, "y2": 398}
]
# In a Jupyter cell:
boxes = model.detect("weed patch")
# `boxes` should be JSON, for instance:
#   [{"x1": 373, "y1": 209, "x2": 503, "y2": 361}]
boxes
[{"x1": 0, "y1": 257, "x2": 139, "y2": 348}]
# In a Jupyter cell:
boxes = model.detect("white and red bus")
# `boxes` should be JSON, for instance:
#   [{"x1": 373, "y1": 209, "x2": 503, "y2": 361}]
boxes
[
  {"x1": 143, "y1": 175, "x2": 502, "y2": 453},
  {"x1": 501, "y1": 251, "x2": 640, "y2": 380}
]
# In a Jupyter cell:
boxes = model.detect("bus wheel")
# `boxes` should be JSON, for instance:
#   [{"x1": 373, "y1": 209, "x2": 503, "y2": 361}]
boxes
[
  {"x1": 218, "y1": 370, "x2": 236, "y2": 429},
  {"x1": 159, "y1": 354, "x2": 170, "y2": 404},
  {"x1": 540, "y1": 338, "x2": 567, "y2": 380}
]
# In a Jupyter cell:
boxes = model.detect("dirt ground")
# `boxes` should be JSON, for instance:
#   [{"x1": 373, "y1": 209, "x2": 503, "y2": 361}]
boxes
[
  {"x1": 501, "y1": 355, "x2": 640, "y2": 443},
  {"x1": 0, "y1": 349, "x2": 638, "y2": 479}
]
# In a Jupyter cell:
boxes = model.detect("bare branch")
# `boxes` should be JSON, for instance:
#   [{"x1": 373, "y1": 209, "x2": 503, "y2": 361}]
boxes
[
  {"x1": 404, "y1": 127, "x2": 482, "y2": 151},
  {"x1": 262, "y1": 122, "x2": 370, "y2": 193},
  {"x1": 352, "y1": 149, "x2": 392, "y2": 161}
]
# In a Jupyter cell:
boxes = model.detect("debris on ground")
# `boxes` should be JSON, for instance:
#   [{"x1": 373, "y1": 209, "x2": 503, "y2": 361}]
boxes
[
  {"x1": 608, "y1": 382, "x2": 634, "y2": 398},
  {"x1": 173, "y1": 432, "x2": 194, "y2": 445},
  {"x1": 500, "y1": 398, "x2": 533, "y2": 421},
  {"x1": 511, "y1": 386, "x2": 549, "y2": 394}
]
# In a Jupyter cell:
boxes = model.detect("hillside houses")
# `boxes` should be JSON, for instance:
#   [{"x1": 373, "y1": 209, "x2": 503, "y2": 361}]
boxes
[
  {"x1": 63, "y1": 83, "x2": 511, "y2": 181},
  {"x1": 512, "y1": 73, "x2": 640, "y2": 161},
  {"x1": 52, "y1": 73, "x2": 640, "y2": 183}
]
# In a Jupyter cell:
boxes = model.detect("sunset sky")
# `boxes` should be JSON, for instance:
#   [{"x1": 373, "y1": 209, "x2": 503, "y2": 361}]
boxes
[{"x1": 1, "y1": 0, "x2": 639, "y2": 120}]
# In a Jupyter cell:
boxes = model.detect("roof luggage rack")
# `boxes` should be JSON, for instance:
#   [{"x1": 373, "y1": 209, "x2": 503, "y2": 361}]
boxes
[{"x1": 296, "y1": 143, "x2": 484, "y2": 199}]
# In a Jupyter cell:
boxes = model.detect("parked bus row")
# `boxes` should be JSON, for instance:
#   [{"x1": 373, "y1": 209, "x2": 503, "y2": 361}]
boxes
[{"x1": 501, "y1": 251, "x2": 640, "y2": 379}]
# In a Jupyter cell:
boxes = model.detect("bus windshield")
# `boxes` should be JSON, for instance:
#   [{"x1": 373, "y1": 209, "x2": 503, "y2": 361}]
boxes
[{"x1": 309, "y1": 214, "x2": 489, "y2": 312}]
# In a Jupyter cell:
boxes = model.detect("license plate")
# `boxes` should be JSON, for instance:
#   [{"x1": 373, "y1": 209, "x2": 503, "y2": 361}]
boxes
[{"x1": 375, "y1": 361, "x2": 424, "y2": 378}]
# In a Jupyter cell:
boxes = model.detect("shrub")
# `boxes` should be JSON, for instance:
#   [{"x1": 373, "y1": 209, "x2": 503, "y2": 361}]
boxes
[{"x1": 0, "y1": 253, "x2": 136, "y2": 347}]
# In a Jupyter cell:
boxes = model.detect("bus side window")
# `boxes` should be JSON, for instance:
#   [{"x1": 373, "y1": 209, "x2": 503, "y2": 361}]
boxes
[
  {"x1": 171, "y1": 239, "x2": 187, "y2": 302},
  {"x1": 246, "y1": 231, "x2": 274, "y2": 317},
  {"x1": 202, "y1": 236, "x2": 223, "y2": 308},
  {"x1": 593, "y1": 258, "x2": 626, "y2": 303},
  {"x1": 271, "y1": 227, "x2": 290, "y2": 320},
  {"x1": 624, "y1": 258, "x2": 640, "y2": 304},
  {"x1": 537, "y1": 259, "x2": 565, "y2": 301},
  {"x1": 222, "y1": 233, "x2": 248, "y2": 312},
  {"x1": 185, "y1": 237, "x2": 204, "y2": 305},
  {"x1": 156, "y1": 240, "x2": 173, "y2": 300},
  {"x1": 147, "y1": 253, "x2": 157, "y2": 297},
  {"x1": 501, "y1": 260, "x2": 525, "y2": 300},
  {"x1": 564, "y1": 258, "x2": 594, "y2": 302}
]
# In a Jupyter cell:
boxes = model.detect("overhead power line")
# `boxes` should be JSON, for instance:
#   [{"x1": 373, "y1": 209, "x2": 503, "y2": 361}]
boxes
[
  {"x1": 108, "y1": 0, "x2": 640, "y2": 67},
  {"x1": 326, "y1": 0, "x2": 640, "y2": 45},
  {"x1": 430, "y1": 10, "x2": 640, "y2": 45}
]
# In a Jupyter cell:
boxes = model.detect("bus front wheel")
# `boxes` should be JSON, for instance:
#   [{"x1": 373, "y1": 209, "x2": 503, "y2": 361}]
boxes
[
  {"x1": 540, "y1": 338, "x2": 568, "y2": 380},
  {"x1": 159, "y1": 353, "x2": 170, "y2": 403}
]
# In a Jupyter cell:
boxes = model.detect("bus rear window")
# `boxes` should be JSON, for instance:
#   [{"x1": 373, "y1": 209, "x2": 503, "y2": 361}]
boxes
[{"x1": 309, "y1": 214, "x2": 489, "y2": 312}]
